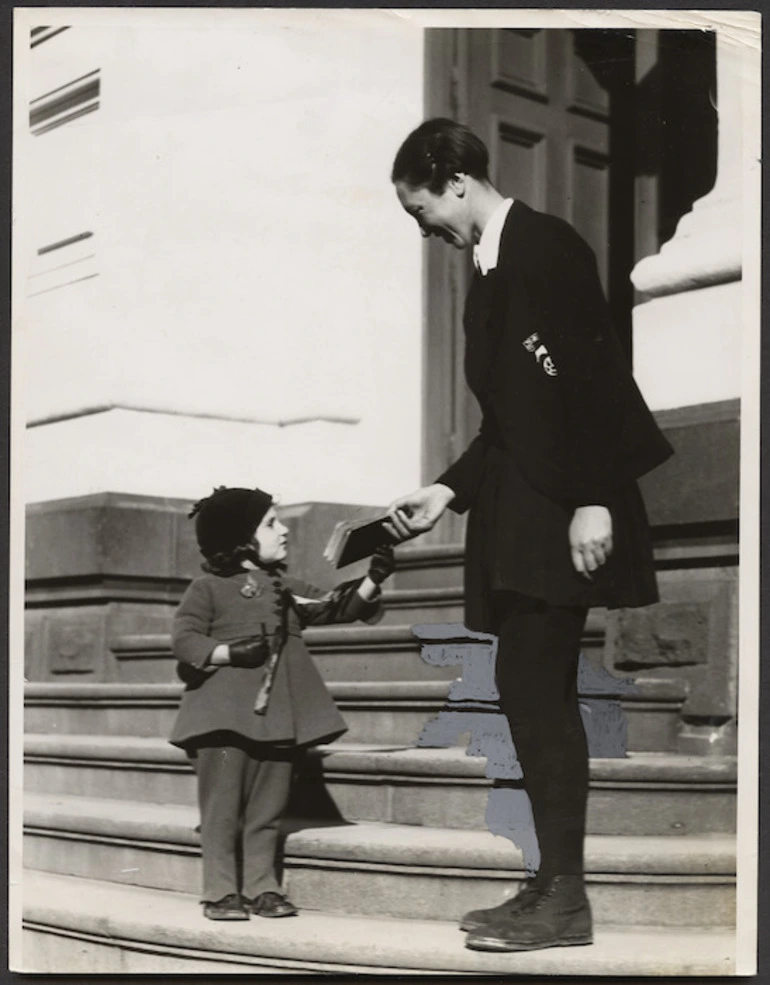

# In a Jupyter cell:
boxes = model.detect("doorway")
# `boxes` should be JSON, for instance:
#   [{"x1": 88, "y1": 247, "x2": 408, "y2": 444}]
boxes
[{"x1": 420, "y1": 27, "x2": 716, "y2": 544}]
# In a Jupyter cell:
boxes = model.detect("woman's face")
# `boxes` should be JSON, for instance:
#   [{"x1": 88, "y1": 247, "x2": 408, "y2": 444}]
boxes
[
  {"x1": 395, "y1": 178, "x2": 473, "y2": 249},
  {"x1": 252, "y1": 507, "x2": 288, "y2": 564}
]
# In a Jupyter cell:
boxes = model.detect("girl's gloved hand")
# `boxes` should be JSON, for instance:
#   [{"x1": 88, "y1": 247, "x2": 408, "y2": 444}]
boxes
[
  {"x1": 367, "y1": 544, "x2": 396, "y2": 586},
  {"x1": 228, "y1": 628, "x2": 270, "y2": 667}
]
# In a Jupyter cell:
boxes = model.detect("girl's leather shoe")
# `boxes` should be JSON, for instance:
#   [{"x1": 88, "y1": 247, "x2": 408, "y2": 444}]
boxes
[
  {"x1": 465, "y1": 875, "x2": 593, "y2": 952},
  {"x1": 203, "y1": 893, "x2": 250, "y2": 920},
  {"x1": 247, "y1": 891, "x2": 298, "y2": 918}
]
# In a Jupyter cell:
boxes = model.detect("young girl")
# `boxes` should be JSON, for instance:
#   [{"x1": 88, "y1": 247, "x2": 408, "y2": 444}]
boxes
[{"x1": 170, "y1": 485, "x2": 394, "y2": 921}]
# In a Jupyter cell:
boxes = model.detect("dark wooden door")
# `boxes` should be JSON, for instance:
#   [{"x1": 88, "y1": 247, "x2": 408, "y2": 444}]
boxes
[
  {"x1": 469, "y1": 29, "x2": 612, "y2": 285},
  {"x1": 423, "y1": 28, "x2": 630, "y2": 543}
]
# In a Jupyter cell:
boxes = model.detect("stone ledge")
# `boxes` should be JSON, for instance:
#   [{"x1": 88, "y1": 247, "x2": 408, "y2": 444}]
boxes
[
  {"x1": 21, "y1": 676, "x2": 685, "y2": 707},
  {"x1": 20, "y1": 870, "x2": 736, "y2": 975},
  {"x1": 23, "y1": 734, "x2": 736, "y2": 787},
  {"x1": 24, "y1": 495, "x2": 397, "y2": 591},
  {"x1": 24, "y1": 793, "x2": 736, "y2": 877},
  {"x1": 104, "y1": 616, "x2": 605, "y2": 659}
]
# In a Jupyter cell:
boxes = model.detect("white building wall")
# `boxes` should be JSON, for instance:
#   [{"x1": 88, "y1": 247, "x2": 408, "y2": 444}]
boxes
[
  {"x1": 16, "y1": 10, "x2": 425, "y2": 506},
  {"x1": 18, "y1": 12, "x2": 758, "y2": 507}
]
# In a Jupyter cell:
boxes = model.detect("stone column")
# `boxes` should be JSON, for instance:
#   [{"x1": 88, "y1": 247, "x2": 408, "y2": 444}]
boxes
[
  {"x1": 631, "y1": 23, "x2": 759, "y2": 411},
  {"x1": 615, "y1": 19, "x2": 759, "y2": 756}
]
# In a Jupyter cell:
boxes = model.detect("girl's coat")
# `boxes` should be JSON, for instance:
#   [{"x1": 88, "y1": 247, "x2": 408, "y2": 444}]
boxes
[{"x1": 170, "y1": 567, "x2": 380, "y2": 748}]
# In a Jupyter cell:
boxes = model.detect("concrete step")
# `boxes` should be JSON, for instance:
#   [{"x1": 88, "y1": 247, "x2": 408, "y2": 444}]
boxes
[
  {"x1": 109, "y1": 626, "x2": 452, "y2": 684},
  {"x1": 379, "y1": 586, "x2": 465, "y2": 625},
  {"x1": 390, "y1": 543, "x2": 464, "y2": 591},
  {"x1": 104, "y1": 609, "x2": 610, "y2": 683},
  {"x1": 24, "y1": 734, "x2": 736, "y2": 835},
  {"x1": 20, "y1": 870, "x2": 735, "y2": 975},
  {"x1": 23, "y1": 793, "x2": 735, "y2": 928},
  {"x1": 24, "y1": 671, "x2": 688, "y2": 754},
  {"x1": 25, "y1": 681, "x2": 458, "y2": 745},
  {"x1": 25, "y1": 681, "x2": 445, "y2": 744},
  {"x1": 296, "y1": 744, "x2": 736, "y2": 837},
  {"x1": 283, "y1": 822, "x2": 735, "y2": 930}
]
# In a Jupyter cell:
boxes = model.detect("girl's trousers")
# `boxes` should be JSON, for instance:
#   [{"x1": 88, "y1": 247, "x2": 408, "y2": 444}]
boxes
[{"x1": 190, "y1": 733, "x2": 294, "y2": 902}]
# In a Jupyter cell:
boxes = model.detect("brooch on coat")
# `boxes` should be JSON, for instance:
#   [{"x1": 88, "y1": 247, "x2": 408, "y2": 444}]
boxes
[
  {"x1": 522, "y1": 332, "x2": 558, "y2": 377},
  {"x1": 240, "y1": 573, "x2": 262, "y2": 599}
]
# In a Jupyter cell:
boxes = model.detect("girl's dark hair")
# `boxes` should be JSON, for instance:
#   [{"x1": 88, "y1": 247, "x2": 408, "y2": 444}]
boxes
[
  {"x1": 201, "y1": 543, "x2": 260, "y2": 576},
  {"x1": 201, "y1": 543, "x2": 286, "y2": 576},
  {"x1": 391, "y1": 118, "x2": 490, "y2": 193}
]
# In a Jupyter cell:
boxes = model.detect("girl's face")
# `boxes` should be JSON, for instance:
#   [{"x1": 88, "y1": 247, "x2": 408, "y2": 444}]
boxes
[{"x1": 252, "y1": 507, "x2": 288, "y2": 564}]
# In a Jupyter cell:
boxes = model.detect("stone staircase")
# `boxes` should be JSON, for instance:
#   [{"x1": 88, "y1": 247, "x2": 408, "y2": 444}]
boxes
[{"x1": 20, "y1": 541, "x2": 737, "y2": 974}]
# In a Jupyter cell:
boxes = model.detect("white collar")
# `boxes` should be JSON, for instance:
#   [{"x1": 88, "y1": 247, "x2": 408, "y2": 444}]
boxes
[{"x1": 473, "y1": 198, "x2": 514, "y2": 276}]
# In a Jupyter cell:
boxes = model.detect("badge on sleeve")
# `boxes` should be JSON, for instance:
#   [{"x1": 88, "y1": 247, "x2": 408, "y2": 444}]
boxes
[{"x1": 522, "y1": 332, "x2": 558, "y2": 377}]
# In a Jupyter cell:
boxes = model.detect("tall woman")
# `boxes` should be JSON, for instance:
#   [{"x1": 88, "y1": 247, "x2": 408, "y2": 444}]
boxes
[{"x1": 386, "y1": 118, "x2": 673, "y2": 953}]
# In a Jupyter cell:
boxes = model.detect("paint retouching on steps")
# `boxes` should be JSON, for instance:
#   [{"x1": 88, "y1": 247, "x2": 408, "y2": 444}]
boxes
[{"x1": 412, "y1": 624, "x2": 638, "y2": 875}]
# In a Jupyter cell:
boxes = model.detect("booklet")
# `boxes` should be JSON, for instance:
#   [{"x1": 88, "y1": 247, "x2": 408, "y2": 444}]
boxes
[{"x1": 323, "y1": 514, "x2": 396, "y2": 569}]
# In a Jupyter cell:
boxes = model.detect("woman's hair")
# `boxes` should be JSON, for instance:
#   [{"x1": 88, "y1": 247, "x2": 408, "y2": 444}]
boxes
[{"x1": 391, "y1": 118, "x2": 490, "y2": 193}]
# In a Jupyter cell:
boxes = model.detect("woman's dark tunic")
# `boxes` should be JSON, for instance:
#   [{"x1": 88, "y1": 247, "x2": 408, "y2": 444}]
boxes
[{"x1": 437, "y1": 201, "x2": 673, "y2": 632}]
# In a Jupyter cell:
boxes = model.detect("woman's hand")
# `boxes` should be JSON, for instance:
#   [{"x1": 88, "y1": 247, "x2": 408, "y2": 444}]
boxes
[
  {"x1": 384, "y1": 484, "x2": 456, "y2": 540},
  {"x1": 569, "y1": 505, "x2": 613, "y2": 579}
]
